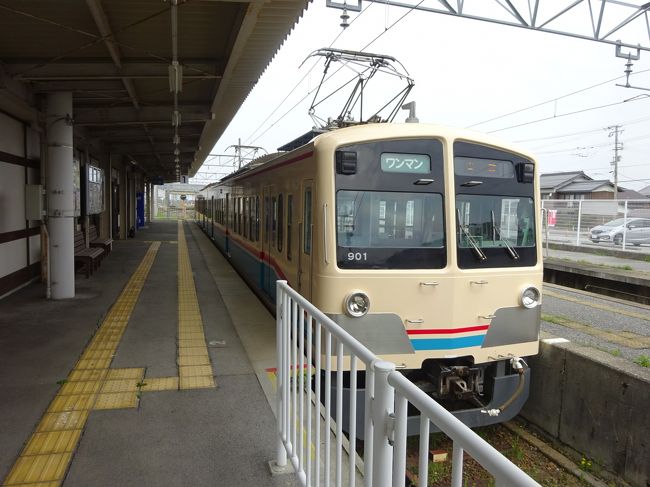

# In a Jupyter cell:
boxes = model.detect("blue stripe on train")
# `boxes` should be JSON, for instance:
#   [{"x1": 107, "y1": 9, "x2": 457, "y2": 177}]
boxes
[
  {"x1": 209, "y1": 227, "x2": 280, "y2": 302},
  {"x1": 410, "y1": 334, "x2": 486, "y2": 350}
]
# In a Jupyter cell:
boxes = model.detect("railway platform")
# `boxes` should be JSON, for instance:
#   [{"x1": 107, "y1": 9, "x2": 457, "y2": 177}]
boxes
[
  {"x1": 0, "y1": 220, "x2": 293, "y2": 487},
  {"x1": 543, "y1": 247, "x2": 650, "y2": 303}
]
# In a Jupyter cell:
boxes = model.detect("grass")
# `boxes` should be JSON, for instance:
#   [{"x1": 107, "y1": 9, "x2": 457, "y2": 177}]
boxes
[
  {"x1": 564, "y1": 259, "x2": 635, "y2": 272},
  {"x1": 633, "y1": 355, "x2": 650, "y2": 367},
  {"x1": 508, "y1": 436, "x2": 524, "y2": 462},
  {"x1": 579, "y1": 456, "x2": 593, "y2": 472},
  {"x1": 609, "y1": 349, "x2": 622, "y2": 357},
  {"x1": 613, "y1": 265, "x2": 633, "y2": 271}
]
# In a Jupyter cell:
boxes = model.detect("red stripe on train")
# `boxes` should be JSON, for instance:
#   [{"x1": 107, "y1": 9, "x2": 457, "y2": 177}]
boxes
[{"x1": 406, "y1": 325, "x2": 490, "y2": 335}]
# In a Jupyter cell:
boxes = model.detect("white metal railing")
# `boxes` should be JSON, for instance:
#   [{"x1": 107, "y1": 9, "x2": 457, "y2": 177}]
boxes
[
  {"x1": 274, "y1": 280, "x2": 540, "y2": 487},
  {"x1": 541, "y1": 199, "x2": 650, "y2": 251}
]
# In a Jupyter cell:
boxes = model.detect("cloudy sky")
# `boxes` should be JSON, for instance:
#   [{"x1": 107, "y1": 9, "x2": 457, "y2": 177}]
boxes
[{"x1": 194, "y1": 0, "x2": 650, "y2": 190}]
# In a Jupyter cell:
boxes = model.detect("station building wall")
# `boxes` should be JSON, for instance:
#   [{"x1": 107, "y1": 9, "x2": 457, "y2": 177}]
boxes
[{"x1": 0, "y1": 111, "x2": 41, "y2": 297}]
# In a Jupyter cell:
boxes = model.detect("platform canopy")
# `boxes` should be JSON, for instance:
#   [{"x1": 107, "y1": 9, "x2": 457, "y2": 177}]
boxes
[{"x1": 0, "y1": 0, "x2": 308, "y2": 181}]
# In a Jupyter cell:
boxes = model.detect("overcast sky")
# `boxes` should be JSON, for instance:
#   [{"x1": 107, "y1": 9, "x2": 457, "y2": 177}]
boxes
[{"x1": 194, "y1": 0, "x2": 650, "y2": 191}]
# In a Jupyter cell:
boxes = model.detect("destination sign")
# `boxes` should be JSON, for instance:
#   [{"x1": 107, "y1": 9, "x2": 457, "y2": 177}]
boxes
[{"x1": 380, "y1": 153, "x2": 431, "y2": 174}]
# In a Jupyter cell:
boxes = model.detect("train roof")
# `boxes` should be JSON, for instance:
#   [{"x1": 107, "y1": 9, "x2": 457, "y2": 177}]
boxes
[{"x1": 207, "y1": 123, "x2": 535, "y2": 187}]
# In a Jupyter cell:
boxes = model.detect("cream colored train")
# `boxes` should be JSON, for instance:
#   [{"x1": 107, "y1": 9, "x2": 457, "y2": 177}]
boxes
[{"x1": 196, "y1": 123, "x2": 542, "y2": 428}]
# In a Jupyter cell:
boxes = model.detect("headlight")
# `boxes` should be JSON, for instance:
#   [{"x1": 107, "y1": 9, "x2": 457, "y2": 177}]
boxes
[
  {"x1": 344, "y1": 291, "x2": 370, "y2": 317},
  {"x1": 520, "y1": 287, "x2": 540, "y2": 309}
]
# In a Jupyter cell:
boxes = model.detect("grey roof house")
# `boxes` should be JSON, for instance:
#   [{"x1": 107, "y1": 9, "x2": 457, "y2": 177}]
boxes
[{"x1": 540, "y1": 171, "x2": 622, "y2": 200}]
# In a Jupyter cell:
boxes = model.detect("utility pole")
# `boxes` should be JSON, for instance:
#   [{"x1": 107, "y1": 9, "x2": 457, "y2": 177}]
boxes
[
  {"x1": 607, "y1": 125, "x2": 623, "y2": 200},
  {"x1": 226, "y1": 139, "x2": 267, "y2": 169}
]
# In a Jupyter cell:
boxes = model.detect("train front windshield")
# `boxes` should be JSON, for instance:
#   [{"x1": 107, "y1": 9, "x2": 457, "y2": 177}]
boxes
[
  {"x1": 334, "y1": 139, "x2": 446, "y2": 270},
  {"x1": 454, "y1": 141, "x2": 537, "y2": 269},
  {"x1": 337, "y1": 191, "x2": 444, "y2": 247}
]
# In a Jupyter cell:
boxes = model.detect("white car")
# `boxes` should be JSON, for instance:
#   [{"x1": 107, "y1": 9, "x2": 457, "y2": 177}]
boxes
[{"x1": 589, "y1": 217, "x2": 650, "y2": 245}]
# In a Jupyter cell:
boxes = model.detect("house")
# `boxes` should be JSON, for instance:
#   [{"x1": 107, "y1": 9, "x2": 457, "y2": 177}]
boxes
[{"x1": 540, "y1": 171, "x2": 621, "y2": 200}]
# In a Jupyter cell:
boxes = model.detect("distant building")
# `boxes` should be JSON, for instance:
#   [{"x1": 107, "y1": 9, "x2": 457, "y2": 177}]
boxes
[
  {"x1": 639, "y1": 185, "x2": 650, "y2": 198},
  {"x1": 540, "y1": 171, "x2": 621, "y2": 200}
]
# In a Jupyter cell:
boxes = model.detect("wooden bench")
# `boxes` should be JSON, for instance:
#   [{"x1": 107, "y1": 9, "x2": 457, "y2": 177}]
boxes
[
  {"x1": 88, "y1": 224, "x2": 113, "y2": 256},
  {"x1": 74, "y1": 230, "x2": 104, "y2": 278}
]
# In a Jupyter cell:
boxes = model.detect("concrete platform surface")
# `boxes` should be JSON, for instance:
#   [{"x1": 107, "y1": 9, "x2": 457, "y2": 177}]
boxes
[{"x1": 0, "y1": 220, "x2": 295, "y2": 487}]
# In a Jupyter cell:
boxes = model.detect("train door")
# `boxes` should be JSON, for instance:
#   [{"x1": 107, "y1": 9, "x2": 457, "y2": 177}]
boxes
[
  {"x1": 210, "y1": 196, "x2": 215, "y2": 238},
  {"x1": 225, "y1": 193, "x2": 230, "y2": 255},
  {"x1": 262, "y1": 186, "x2": 273, "y2": 295},
  {"x1": 298, "y1": 180, "x2": 314, "y2": 300}
]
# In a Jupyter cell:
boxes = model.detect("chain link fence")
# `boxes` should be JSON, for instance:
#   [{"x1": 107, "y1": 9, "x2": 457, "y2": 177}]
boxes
[
  {"x1": 156, "y1": 205, "x2": 195, "y2": 220},
  {"x1": 541, "y1": 199, "x2": 650, "y2": 252}
]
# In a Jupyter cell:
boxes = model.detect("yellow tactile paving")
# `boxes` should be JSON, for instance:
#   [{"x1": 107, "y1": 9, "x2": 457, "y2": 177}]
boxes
[
  {"x1": 66, "y1": 369, "x2": 108, "y2": 382},
  {"x1": 179, "y1": 375, "x2": 215, "y2": 390},
  {"x1": 3, "y1": 453, "x2": 72, "y2": 485},
  {"x1": 140, "y1": 377, "x2": 179, "y2": 392},
  {"x1": 2, "y1": 243, "x2": 160, "y2": 487},
  {"x1": 93, "y1": 392, "x2": 139, "y2": 410},
  {"x1": 178, "y1": 347, "x2": 210, "y2": 357},
  {"x1": 58, "y1": 381, "x2": 102, "y2": 396},
  {"x1": 74, "y1": 358, "x2": 113, "y2": 370},
  {"x1": 105, "y1": 368, "x2": 145, "y2": 381},
  {"x1": 47, "y1": 394, "x2": 96, "y2": 413},
  {"x1": 23, "y1": 430, "x2": 82, "y2": 456},
  {"x1": 178, "y1": 338, "x2": 207, "y2": 348},
  {"x1": 176, "y1": 221, "x2": 216, "y2": 391},
  {"x1": 179, "y1": 365, "x2": 213, "y2": 378},
  {"x1": 99, "y1": 379, "x2": 140, "y2": 394},
  {"x1": 37, "y1": 411, "x2": 89, "y2": 432},
  {"x1": 178, "y1": 355, "x2": 211, "y2": 366},
  {"x1": 8, "y1": 482, "x2": 61, "y2": 487}
]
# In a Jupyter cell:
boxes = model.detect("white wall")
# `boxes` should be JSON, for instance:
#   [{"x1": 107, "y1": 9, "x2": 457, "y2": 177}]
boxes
[{"x1": 0, "y1": 110, "x2": 40, "y2": 295}]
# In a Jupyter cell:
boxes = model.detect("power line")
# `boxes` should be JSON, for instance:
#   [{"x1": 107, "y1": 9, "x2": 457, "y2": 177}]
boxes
[
  {"x1": 517, "y1": 115, "x2": 650, "y2": 144},
  {"x1": 487, "y1": 95, "x2": 650, "y2": 134},
  {"x1": 468, "y1": 67, "x2": 650, "y2": 129}
]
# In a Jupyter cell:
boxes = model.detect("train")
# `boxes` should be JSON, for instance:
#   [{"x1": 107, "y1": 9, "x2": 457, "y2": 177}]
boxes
[{"x1": 195, "y1": 122, "x2": 542, "y2": 430}]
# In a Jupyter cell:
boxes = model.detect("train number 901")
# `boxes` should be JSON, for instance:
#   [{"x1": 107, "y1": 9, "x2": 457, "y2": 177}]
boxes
[{"x1": 347, "y1": 252, "x2": 367, "y2": 261}]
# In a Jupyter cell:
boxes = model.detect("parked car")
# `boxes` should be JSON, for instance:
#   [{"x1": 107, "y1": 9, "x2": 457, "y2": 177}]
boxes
[
  {"x1": 589, "y1": 217, "x2": 650, "y2": 245},
  {"x1": 625, "y1": 219, "x2": 650, "y2": 246}
]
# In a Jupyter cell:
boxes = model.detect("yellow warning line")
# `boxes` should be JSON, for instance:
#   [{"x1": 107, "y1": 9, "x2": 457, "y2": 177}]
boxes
[
  {"x1": 176, "y1": 220, "x2": 215, "y2": 390},
  {"x1": 2, "y1": 243, "x2": 160, "y2": 487}
]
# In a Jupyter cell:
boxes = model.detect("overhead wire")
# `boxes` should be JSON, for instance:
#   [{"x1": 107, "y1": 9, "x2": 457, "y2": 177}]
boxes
[
  {"x1": 486, "y1": 95, "x2": 650, "y2": 134},
  {"x1": 467, "y1": 67, "x2": 650, "y2": 129}
]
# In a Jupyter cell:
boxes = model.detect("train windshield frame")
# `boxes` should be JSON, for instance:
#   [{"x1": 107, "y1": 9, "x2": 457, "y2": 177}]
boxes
[
  {"x1": 453, "y1": 141, "x2": 537, "y2": 269},
  {"x1": 334, "y1": 138, "x2": 446, "y2": 270}
]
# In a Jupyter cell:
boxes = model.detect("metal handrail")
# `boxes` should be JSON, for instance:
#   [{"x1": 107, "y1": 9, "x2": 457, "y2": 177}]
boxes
[{"x1": 274, "y1": 280, "x2": 540, "y2": 487}]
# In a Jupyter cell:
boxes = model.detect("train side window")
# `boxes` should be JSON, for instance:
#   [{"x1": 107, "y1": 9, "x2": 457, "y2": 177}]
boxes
[
  {"x1": 278, "y1": 194, "x2": 284, "y2": 252},
  {"x1": 304, "y1": 187, "x2": 312, "y2": 255},
  {"x1": 287, "y1": 194, "x2": 293, "y2": 260}
]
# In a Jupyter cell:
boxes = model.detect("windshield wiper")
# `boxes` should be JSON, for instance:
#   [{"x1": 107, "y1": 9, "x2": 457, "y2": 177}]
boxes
[
  {"x1": 457, "y1": 209, "x2": 487, "y2": 261},
  {"x1": 491, "y1": 210, "x2": 519, "y2": 260}
]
